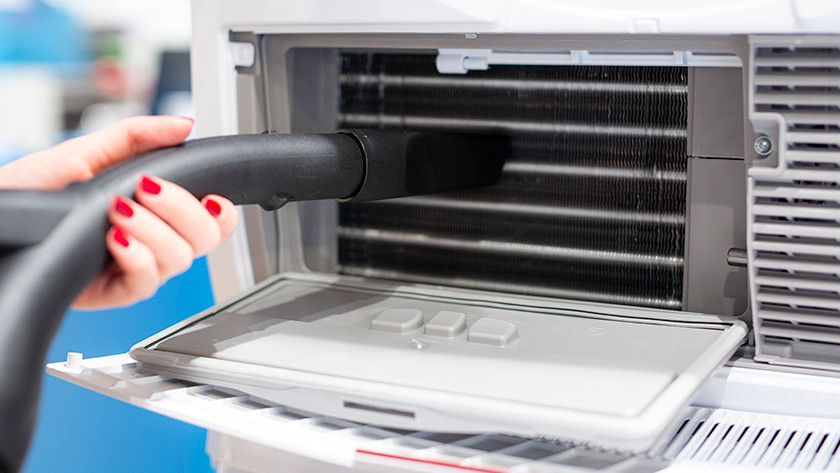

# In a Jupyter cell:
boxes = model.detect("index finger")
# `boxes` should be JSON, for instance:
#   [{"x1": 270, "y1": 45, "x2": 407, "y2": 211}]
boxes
[
  {"x1": 5, "y1": 116, "x2": 194, "y2": 190},
  {"x1": 62, "y1": 116, "x2": 195, "y2": 176}
]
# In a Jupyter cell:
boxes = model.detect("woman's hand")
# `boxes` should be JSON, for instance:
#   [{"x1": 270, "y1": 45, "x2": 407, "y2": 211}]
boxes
[{"x1": 0, "y1": 116, "x2": 238, "y2": 309}]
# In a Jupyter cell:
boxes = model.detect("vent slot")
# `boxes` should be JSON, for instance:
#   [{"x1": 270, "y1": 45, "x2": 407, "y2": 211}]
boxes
[
  {"x1": 343, "y1": 401, "x2": 416, "y2": 419},
  {"x1": 749, "y1": 39, "x2": 840, "y2": 369},
  {"x1": 337, "y1": 53, "x2": 687, "y2": 309}
]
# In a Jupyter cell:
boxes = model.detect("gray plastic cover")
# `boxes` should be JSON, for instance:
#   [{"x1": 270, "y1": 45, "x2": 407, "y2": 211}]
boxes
[{"x1": 130, "y1": 273, "x2": 747, "y2": 451}]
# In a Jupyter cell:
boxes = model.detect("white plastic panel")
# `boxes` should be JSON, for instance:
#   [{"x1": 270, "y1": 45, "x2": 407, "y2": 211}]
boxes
[
  {"x1": 746, "y1": 36, "x2": 840, "y2": 370},
  {"x1": 129, "y1": 272, "x2": 745, "y2": 452},
  {"x1": 192, "y1": 0, "x2": 840, "y2": 35},
  {"x1": 48, "y1": 355, "x2": 840, "y2": 472}
]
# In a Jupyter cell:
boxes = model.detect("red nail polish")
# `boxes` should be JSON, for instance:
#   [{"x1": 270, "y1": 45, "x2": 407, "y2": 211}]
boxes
[
  {"x1": 140, "y1": 175, "x2": 161, "y2": 195},
  {"x1": 113, "y1": 228, "x2": 130, "y2": 248},
  {"x1": 204, "y1": 199, "x2": 222, "y2": 217},
  {"x1": 113, "y1": 196, "x2": 133, "y2": 217}
]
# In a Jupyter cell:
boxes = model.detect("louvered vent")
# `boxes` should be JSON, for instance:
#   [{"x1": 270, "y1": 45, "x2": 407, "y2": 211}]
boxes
[
  {"x1": 748, "y1": 41, "x2": 840, "y2": 368},
  {"x1": 336, "y1": 53, "x2": 687, "y2": 309},
  {"x1": 657, "y1": 407, "x2": 840, "y2": 470}
]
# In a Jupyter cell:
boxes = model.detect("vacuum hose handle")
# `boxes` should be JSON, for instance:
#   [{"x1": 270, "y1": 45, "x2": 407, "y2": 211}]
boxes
[{"x1": 0, "y1": 129, "x2": 506, "y2": 472}]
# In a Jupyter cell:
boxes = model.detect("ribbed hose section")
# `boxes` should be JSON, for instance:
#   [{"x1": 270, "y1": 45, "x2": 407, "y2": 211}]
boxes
[{"x1": 336, "y1": 53, "x2": 687, "y2": 310}]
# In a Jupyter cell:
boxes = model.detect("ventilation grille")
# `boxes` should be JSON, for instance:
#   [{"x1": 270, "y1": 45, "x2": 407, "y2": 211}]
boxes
[
  {"x1": 749, "y1": 42, "x2": 840, "y2": 367},
  {"x1": 336, "y1": 53, "x2": 687, "y2": 310},
  {"x1": 657, "y1": 407, "x2": 840, "y2": 470},
  {"x1": 52, "y1": 356, "x2": 840, "y2": 472}
]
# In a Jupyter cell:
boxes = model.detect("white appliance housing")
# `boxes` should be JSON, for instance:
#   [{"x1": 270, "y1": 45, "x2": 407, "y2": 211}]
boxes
[{"x1": 52, "y1": 1, "x2": 840, "y2": 472}]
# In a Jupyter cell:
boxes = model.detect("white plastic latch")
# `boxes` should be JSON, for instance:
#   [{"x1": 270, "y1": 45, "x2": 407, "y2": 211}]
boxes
[
  {"x1": 436, "y1": 49, "x2": 492, "y2": 74},
  {"x1": 437, "y1": 49, "x2": 580, "y2": 74},
  {"x1": 65, "y1": 352, "x2": 83, "y2": 372},
  {"x1": 230, "y1": 41, "x2": 256, "y2": 68}
]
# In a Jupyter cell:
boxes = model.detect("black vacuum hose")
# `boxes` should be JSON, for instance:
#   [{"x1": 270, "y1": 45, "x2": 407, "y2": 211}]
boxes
[{"x1": 0, "y1": 129, "x2": 506, "y2": 472}]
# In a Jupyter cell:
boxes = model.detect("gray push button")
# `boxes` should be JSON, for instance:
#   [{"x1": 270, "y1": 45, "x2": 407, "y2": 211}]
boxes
[
  {"x1": 424, "y1": 311, "x2": 467, "y2": 337},
  {"x1": 371, "y1": 308, "x2": 423, "y2": 333},
  {"x1": 468, "y1": 317, "x2": 517, "y2": 346}
]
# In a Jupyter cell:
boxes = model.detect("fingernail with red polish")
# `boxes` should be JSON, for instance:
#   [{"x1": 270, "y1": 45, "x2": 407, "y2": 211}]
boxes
[
  {"x1": 113, "y1": 196, "x2": 133, "y2": 217},
  {"x1": 140, "y1": 175, "x2": 161, "y2": 195},
  {"x1": 113, "y1": 228, "x2": 130, "y2": 248},
  {"x1": 204, "y1": 198, "x2": 222, "y2": 217}
]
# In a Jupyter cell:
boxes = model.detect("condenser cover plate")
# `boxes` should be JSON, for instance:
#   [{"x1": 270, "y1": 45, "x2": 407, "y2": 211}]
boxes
[{"x1": 130, "y1": 272, "x2": 746, "y2": 451}]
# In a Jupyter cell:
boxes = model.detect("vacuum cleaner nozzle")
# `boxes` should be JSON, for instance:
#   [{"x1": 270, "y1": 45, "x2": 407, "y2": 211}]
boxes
[{"x1": 339, "y1": 129, "x2": 508, "y2": 202}]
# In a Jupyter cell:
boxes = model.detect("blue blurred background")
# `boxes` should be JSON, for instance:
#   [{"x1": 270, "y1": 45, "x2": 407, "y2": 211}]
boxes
[
  {"x1": 25, "y1": 264, "x2": 216, "y2": 473},
  {"x1": 0, "y1": 1, "x2": 216, "y2": 471}
]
